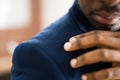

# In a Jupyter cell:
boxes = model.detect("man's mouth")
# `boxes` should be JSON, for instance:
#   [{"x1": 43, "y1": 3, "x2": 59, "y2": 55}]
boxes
[{"x1": 93, "y1": 14, "x2": 120, "y2": 25}]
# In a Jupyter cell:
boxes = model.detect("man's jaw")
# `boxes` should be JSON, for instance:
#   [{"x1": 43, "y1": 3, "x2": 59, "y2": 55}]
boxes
[{"x1": 88, "y1": 14, "x2": 120, "y2": 31}]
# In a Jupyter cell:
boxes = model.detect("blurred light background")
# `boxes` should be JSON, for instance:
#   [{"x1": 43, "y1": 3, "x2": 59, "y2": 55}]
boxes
[
  {"x1": 0, "y1": 0, "x2": 74, "y2": 80},
  {"x1": 42, "y1": 0, "x2": 74, "y2": 28}
]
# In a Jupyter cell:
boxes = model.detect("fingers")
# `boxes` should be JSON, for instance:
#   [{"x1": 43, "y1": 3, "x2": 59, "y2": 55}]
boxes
[
  {"x1": 70, "y1": 49, "x2": 120, "y2": 68},
  {"x1": 64, "y1": 33, "x2": 120, "y2": 51},
  {"x1": 70, "y1": 30, "x2": 120, "y2": 40},
  {"x1": 82, "y1": 67, "x2": 120, "y2": 80},
  {"x1": 64, "y1": 31, "x2": 120, "y2": 80},
  {"x1": 64, "y1": 34, "x2": 99, "y2": 51},
  {"x1": 113, "y1": 62, "x2": 120, "y2": 67}
]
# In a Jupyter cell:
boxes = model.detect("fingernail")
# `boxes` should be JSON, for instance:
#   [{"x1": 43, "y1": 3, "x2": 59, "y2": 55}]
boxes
[
  {"x1": 64, "y1": 42, "x2": 72, "y2": 51},
  {"x1": 70, "y1": 59, "x2": 77, "y2": 68},
  {"x1": 69, "y1": 37, "x2": 77, "y2": 42},
  {"x1": 82, "y1": 75, "x2": 87, "y2": 80}
]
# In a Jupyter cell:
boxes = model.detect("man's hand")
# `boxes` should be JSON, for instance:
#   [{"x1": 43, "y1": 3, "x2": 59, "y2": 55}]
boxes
[{"x1": 64, "y1": 30, "x2": 120, "y2": 80}]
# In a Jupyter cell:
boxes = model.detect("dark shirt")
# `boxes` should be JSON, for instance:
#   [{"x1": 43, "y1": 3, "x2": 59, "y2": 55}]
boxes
[{"x1": 11, "y1": 1, "x2": 111, "y2": 80}]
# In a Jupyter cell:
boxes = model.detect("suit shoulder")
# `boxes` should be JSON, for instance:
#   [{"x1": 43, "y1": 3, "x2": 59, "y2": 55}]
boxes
[
  {"x1": 12, "y1": 40, "x2": 46, "y2": 66},
  {"x1": 32, "y1": 14, "x2": 80, "y2": 44},
  {"x1": 11, "y1": 41, "x2": 66, "y2": 80}
]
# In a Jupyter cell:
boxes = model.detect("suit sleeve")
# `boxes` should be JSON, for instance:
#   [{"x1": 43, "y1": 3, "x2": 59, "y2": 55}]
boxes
[{"x1": 11, "y1": 42, "x2": 65, "y2": 80}]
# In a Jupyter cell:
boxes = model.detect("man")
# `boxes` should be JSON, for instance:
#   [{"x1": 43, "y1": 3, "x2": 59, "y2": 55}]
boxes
[{"x1": 11, "y1": 0, "x2": 120, "y2": 80}]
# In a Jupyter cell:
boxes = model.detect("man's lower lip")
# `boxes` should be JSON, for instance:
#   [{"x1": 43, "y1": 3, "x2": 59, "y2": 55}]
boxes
[{"x1": 93, "y1": 15, "x2": 119, "y2": 25}]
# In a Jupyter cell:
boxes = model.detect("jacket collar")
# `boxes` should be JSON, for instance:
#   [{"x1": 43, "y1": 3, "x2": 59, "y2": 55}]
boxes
[{"x1": 69, "y1": 1, "x2": 97, "y2": 32}]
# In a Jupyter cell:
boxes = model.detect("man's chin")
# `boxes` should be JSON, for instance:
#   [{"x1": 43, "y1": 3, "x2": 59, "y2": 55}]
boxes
[
  {"x1": 89, "y1": 18, "x2": 120, "y2": 31},
  {"x1": 93, "y1": 22, "x2": 120, "y2": 31},
  {"x1": 88, "y1": 15, "x2": 120, "y2": 31}
]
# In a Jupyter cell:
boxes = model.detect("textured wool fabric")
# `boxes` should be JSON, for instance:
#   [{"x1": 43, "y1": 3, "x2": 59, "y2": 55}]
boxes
[{"x1": 11, "y1": 1, "x2": 112, "y2": 80}]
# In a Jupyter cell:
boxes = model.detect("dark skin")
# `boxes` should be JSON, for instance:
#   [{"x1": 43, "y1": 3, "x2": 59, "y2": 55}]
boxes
[
  {"x1": 78, "y1": 0, "x2": 120, "y2": 30},
  {"x1": 64, "y1": 0, "x2": 120, "y2": 80}
]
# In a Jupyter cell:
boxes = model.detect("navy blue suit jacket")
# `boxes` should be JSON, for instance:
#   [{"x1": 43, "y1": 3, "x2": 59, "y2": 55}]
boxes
[{"x1": 11, "y1": 1, "x2": 112, "y2": 80}]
